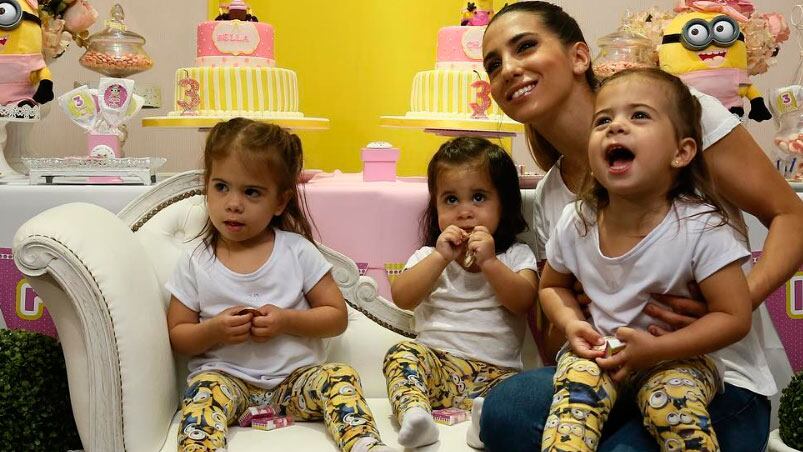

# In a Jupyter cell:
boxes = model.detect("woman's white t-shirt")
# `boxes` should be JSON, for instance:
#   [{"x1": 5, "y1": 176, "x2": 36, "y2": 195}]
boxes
[{"x1": 531, "y1": 89, "x2": 779, "y2": 396}]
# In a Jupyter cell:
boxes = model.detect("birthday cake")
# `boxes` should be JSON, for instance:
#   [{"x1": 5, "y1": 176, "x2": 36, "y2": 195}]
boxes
[
  {"x1": 168, "y1": 0, "x2": 302, "y2": 118},
  {"x1": 401, "y1": 2, "x2": 509, "y2": 122}
]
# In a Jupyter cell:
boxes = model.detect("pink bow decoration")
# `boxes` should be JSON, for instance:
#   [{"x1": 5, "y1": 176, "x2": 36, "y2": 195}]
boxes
[
  {"x1": 675, "y1": 0, "x2": 754, "y2": 22},
  {"x1": 760, "y1": 13, "x2": 790, "y2": 44}
]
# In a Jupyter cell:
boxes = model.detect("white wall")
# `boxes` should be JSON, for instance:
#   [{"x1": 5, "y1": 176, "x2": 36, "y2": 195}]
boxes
[{"x1": 5, "y1": 0, "x2": 800, "y2": 175}]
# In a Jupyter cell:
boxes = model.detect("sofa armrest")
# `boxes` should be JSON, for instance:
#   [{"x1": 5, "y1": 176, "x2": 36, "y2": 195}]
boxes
[{"x1": 13, "y1": 202, "x2": 177, "y2": 452}]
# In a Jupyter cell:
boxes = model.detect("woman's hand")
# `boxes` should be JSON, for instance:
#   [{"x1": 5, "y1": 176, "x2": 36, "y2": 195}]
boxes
[
  {"x1": 209, "y1": 306, "x2": 254, "y2": 345},
  {"x1": 596, "y1": 327, "x2": 662, "y2": 382},
  {"x1": 468, "y1": 226, "x2": 496, "y2": 268},
  {"x1": 251, "y1": 304, "x2": 286, "y2": 342},
  {"x1": 644, "y1": 282, "x2": 708, "y2": 336},
  {"x1": 435, "y1": 224, "x2": 469, "y2": 263},
  {"x1": 565, "y1": 319, "x2": 604, "y2": 359}
]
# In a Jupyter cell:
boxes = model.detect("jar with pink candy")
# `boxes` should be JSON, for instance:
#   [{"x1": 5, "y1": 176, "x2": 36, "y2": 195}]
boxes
[
  {"x1": 592, "y1": 30, "x2": 657, "y2": 79},
  {"x1": 78, "y1": 4, "x2": 153, "y2": 78}
]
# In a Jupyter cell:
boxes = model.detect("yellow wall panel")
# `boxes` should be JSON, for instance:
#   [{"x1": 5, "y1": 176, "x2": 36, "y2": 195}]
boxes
[{"x1": 208, "y1": 0, "x2": 509, "y2": 175}]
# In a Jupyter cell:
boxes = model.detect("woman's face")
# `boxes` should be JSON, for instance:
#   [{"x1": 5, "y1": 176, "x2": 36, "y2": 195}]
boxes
[{"x1": 482, "y1": 12, "x2": 589, "y2": 124}]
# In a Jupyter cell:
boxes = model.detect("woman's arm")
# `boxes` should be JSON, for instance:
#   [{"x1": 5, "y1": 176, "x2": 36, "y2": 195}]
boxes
[
  {"x1": 483, "y1": 263, "x2": 538, "y2": 315},
  {"x1": 646, "y1": 126, "x2": 803, "y2": 331},
  {"x1": 391, "y1": 252, "x2": 449, "y2": 310},
  {"x1": 252, "y1": 272, "x2": 348, "y2": 340},
  {"x1": 705, "y1": 126, "x2": 803, "y2": 307}
]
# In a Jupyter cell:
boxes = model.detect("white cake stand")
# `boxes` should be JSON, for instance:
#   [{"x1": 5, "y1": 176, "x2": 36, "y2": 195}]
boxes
[
  {"x1": 141, "y1": 115, "x2": 330, "y2": 130},
  {"x1": 0, "y1": 120, "x2": 29, "y2": 182},
  {"x1": 380, "y1": 115, "x2": 523, "y2": 138}
]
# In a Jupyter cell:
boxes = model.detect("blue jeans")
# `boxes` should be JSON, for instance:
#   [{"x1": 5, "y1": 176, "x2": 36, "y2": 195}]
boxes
[{"x1": 480, "y1": 367, "x2": 770, "y2": 452}]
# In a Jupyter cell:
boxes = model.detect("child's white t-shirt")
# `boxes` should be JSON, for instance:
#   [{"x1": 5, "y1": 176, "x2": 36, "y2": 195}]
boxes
[
  {"x1": 531, "y1": 89, "x2": 779, "y2": 396},
  {"x1": 166, "y1": 228, "x2": 332, "y2": 389},
  {"x1": 405, "y1": 243, "x2": 538, "y2": 370},
  {"x1": 546, "y1": 201, "x2": 749, "y2": 341}
]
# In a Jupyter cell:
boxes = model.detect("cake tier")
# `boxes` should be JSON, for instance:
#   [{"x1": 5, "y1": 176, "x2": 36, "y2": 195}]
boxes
[
  {"x1": 196, "y1": 21, "x2": 275, "y2": 67},
  {"x1": 171, "y1": 67, "x2": 302, "y2": 118},
  {"x1": 407, "y1": 70, "x2": 505, "y2": 120},
  {"x1": 436, "y1": 26, "x2": 485, "y2": 71}
]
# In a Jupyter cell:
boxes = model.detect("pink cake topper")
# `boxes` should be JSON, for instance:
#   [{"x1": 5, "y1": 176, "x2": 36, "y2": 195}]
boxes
[
  {"x1": 461, "y1": 1, "x2": 494, "y2": 26},
  {"x1": 217, "y1": 0, "x2": 257, "y2": 21},
  {"x1": 469, "y1": 80, "x2": 492, "y2": 119}
]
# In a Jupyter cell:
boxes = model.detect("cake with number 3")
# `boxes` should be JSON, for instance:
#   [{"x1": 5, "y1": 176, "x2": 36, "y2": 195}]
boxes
[{"x1": 168, "y1": 0, "x2": 304, "y2": 119}]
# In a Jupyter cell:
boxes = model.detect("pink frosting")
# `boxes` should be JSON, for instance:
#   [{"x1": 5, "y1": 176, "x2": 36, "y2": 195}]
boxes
[
  {"x1": 436, "y1": 26, "x2": 485, "y2": 64},
  {"x1": 196, "y1": 21, "x2": 274, "y2": 60}
]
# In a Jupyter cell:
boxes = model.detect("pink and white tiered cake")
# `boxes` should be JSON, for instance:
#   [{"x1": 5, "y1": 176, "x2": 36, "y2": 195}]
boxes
[
  {"x1": 168, "y1": 0, "x2": 306, "y2": 119},
  {"x1": 405, "y1": 24, "x2": 509, "y2": 122}
]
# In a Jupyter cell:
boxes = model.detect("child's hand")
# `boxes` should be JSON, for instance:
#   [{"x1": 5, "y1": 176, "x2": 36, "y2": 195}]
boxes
[
  {"x1": 209, "y1": 306, "x2": 254, "y2": 345},
  {"x1": 251, "y1": 304, "x2": 286, "y2": 342},
  {"x1": 435, "y1": 225, "x2": 469, "y2": 262},
  {"x1": 467, "y1": 226, "x2": 496, "y2": 268},
  {"x1": 596, "y1": 327, "x2": 661, "y2": 382},
  {"x1": 565, "y1": 319, "x2": 605, "y2": 359}
]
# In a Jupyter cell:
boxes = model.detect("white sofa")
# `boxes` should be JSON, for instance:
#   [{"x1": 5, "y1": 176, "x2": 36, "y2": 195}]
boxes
[{"x1": 12, "y1": 170, "x2": 539, "y2": 452}]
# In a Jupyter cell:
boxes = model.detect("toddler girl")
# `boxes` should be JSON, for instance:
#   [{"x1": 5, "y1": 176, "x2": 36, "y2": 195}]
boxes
[
  {"x1": 539, "y1": 68, "x2": 753, "y2": 451},
  {"x1": 166, "y1": 118, "x2": 395, "y2": 452},
  {"x1": 383, "y1": 137, "x2": 538, "y2": 448}
]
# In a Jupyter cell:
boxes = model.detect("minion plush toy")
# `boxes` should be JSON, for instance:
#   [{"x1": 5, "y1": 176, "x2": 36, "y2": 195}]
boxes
[
  {"x1": 658, "y1": 4, "x2": 772, "y2": 121},
  {"x1": 0, "y1": 0, "x2": 54, "y2": 118}
]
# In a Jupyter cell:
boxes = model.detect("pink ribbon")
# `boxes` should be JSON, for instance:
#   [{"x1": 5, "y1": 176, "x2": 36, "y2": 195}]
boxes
[{"x1": 675, "y1": 0, "x2": 754, "y2": 22}]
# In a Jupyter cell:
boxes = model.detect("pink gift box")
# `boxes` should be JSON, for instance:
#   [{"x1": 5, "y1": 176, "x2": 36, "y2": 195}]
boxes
[
  {"x1": 238, "y1": 404, "x2": 281, "y2": 427},
  {"x1": 361, "y1": 145, "x2": 400, "y2": 182},
  {"x1": 432, "y1": 407, "x2": 470, "y2": 425},
  {"x1": 251, "y1": 415, "x2": 293, "y2": 431}
]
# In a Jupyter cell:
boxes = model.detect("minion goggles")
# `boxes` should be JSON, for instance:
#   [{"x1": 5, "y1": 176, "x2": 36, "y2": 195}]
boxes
[
  {"x1": 0, "y1": 0, "x2": 41, "y2": 31},
  {"x1": 661, "y1": 15, "x2": 744, "y2": 51}
]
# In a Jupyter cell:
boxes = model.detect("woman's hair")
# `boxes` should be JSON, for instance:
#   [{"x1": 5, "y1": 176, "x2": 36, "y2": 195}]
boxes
[
  {"x1": 577, "y1": 67, "x2": 736, "y2": 233},
  {"x1": 198, "y1": 117, "x2": 314, "y2": 253},
  {"x1": 421, "y1": 137, "x2": 528, "y2": 253},
  {"x1": 488, "y1": 1, "x2": 597, "y2": 172}
]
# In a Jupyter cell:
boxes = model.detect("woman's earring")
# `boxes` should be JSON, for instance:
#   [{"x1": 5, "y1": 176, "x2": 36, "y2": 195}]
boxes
[{"x1": 671, "y1": 159, "x2": 680, "y2": 168}]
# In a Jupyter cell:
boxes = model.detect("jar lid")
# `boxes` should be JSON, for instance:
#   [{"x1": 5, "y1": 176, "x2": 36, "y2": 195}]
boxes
[
  {"x1": 596, "y1": 30, "x2": 652, "y2": 47},
  {"x1": 86, "y1": 4, "x2": 146, "y2": 46}
]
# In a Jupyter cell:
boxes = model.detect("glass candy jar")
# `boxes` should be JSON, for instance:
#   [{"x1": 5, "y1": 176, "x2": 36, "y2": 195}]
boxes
[
  {"x1": 592, "y1": 31, "x2": 656, "y2": 79},
  {"x1": 771, "y1": 86, "x2": 803, "y2": 156},
  {"x1": 79, "y1": 4, "x2": 153, "y2": 77}
]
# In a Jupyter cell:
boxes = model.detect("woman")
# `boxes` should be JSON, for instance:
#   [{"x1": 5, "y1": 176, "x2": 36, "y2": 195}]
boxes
[{"x1": 478, "y1": 2, "x2": 803, "y2": 451}]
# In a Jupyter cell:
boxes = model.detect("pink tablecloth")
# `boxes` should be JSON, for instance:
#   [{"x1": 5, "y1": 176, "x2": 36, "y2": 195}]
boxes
[{"x1": 302, "y1": 172, "x2": 429, "y2": 300}]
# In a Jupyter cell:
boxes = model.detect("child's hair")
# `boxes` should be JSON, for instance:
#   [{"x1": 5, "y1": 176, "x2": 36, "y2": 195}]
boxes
[
  {"x1": 577, "y1": 67, "x2": 736, "y2": 233},
  {"x1": 198, "y1": 117, "x2": 314, "y2": 253},
  {"x1": 421, "y1": 137, "x2": 527, "y2": 253},
  {"x1": 488, "y1": 1, "x2": 597, "y2": 173}
]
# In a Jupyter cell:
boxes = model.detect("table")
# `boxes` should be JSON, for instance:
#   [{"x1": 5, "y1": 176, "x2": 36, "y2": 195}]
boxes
[{"x1": 0, "y1": 183, "x2": 151, "y2": 334}]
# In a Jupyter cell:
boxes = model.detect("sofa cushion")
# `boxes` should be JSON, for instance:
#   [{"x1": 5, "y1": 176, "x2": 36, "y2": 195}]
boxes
[{"x1": 158, "y1": 398, "x2": 473, "y2": 451}]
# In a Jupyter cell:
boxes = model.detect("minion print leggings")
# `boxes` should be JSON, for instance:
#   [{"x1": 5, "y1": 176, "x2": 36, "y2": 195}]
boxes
[
  {"x1": 542, "y1": 352, "x2": 720, "y2": 452},
  {"x1": 382, "y1": 340, "x2": 517, "y2": 421},
  {"x1": 178, "y1": 363, "x2": 381, "y2": 452}
]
